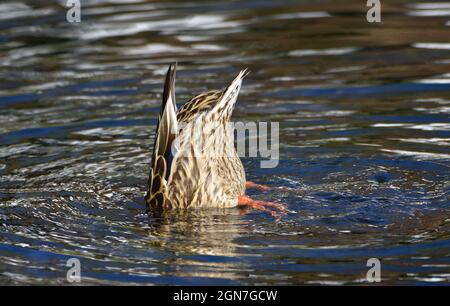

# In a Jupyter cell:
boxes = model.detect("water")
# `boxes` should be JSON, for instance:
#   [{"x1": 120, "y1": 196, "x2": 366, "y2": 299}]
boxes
[{"x1": 0, "y1": 0, "x2": 450, "y2": 285}]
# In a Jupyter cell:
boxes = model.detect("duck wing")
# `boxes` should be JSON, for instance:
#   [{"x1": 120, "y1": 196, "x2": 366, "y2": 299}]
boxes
[{"x1": 146, "y1": 64, "x2": 178, "y2": 208}]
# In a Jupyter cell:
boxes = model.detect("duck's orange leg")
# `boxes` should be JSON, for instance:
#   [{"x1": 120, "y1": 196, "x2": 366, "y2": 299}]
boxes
[
  {"x1": 245, "y1": 181, "x2": 302, "y2": 194},
  {"x1": 245, "y1": 181, "x2": 271, "y2": 191},
  {"x1": 238, "y1": 195, "x2": 287, "y2": 220}
]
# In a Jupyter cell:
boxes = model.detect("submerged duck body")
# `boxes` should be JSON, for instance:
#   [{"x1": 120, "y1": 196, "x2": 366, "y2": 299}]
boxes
[{"x1": 146, "y1": 64, "x2": 248, "y2": 209}]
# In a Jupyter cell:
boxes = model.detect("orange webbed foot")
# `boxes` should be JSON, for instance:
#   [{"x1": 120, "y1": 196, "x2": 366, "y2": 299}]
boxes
[
  {"x1": 238, "y1": 195, "x2": 287, "y2": 221},
  {"x1": 245, "y1": 181, "x2": 304, "y2": 195},
  {"x1": 245, "y1": 181, "x2": 271, "y2": 191}
]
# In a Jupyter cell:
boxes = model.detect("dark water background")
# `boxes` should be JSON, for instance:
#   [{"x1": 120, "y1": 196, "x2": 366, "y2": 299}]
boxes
[{"x1": 0, "y1": 0, "x2": 450, "y2": 285}]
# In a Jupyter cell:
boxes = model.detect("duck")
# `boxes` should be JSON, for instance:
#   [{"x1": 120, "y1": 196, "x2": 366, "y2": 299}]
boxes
[{"x1": 145, "y1": 64, "x2": 285, "y2": 216}]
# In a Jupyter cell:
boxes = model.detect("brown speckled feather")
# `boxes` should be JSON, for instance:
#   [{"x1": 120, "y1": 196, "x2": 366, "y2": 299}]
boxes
[
  {"x1": 146, "y1": 64, "x2": 178, "y2": 209},
  {"x1": 177, "y1": 90, "x2": 222, "y2": 123},
  {"x1": 146, "y1": 65, "x2": 248, "y2": 209}
]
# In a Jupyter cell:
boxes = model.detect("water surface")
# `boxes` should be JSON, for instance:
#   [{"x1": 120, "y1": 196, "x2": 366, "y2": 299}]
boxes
[{"x1": 0, "y1": 0, "x2": 450, "y2": 285}]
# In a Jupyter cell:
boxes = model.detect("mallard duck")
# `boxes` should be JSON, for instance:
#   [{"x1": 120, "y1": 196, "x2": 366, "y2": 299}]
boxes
[{"x1": 145, "y1": 64, "x2": 286, "y2": 216}]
